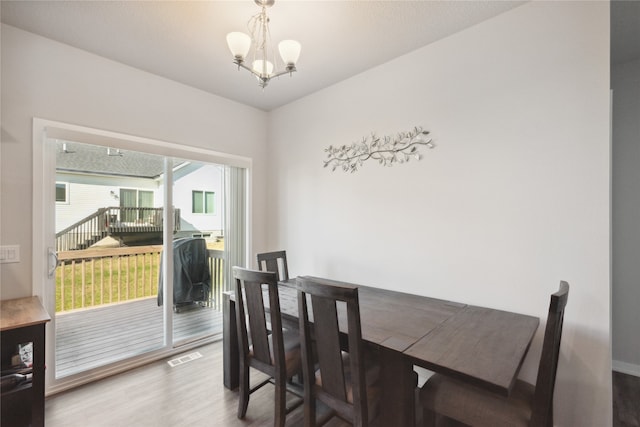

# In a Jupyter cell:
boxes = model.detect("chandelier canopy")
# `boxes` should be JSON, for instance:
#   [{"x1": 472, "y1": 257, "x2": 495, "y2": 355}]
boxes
[{"x1": 226, "y1": 0, "x2": 301, "y2": 89}]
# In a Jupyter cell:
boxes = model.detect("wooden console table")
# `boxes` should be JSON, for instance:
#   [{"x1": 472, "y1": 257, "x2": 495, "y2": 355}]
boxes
[{"x1": 1, "y1": 296, "x2": 51, "y2": 427}]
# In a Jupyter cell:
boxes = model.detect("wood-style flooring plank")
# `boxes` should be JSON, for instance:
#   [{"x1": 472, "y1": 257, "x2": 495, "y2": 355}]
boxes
[{"x1": 45, "y1": 341, "x2": 351, "y2": 427}]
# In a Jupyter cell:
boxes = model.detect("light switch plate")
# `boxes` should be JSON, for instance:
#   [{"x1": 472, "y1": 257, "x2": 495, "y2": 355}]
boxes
[{"x1": 0, "y1": 245, "x2": 21, "y2": 263}]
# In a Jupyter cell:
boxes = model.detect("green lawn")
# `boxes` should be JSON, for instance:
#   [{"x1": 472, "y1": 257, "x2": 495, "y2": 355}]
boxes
[
  {"x1": 56, "y1": 253, "x2": 160, "y2": 312},
  {"x1": 55, "y1": 239, "x2": 224, "y2": 312}
]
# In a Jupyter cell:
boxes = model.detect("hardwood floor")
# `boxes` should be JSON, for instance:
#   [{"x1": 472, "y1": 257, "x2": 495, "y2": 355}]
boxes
[
  {"x1": 45, "y1": 340, "x2": 348, "y2": 427},
  {"x1": 613, "y1": 371, "x2": 640, "y2": 427},
  {"x1": 44, "y1": 342, "x2": 638, "y2": 427}
]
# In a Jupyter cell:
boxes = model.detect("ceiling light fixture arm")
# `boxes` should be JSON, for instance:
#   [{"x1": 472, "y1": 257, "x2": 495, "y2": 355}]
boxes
[{"x1": 231, "y1": 57, "x2": 297, "y2": 88}]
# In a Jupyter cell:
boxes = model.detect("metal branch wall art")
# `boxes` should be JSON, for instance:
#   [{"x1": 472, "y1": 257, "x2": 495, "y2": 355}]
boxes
[{"x1": 323, "y1": 126, "x2": 435, "y2": 173}]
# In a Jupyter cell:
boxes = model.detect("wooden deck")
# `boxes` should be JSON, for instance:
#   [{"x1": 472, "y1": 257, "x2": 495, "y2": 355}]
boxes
[{"x1": 55, "y1": 297, "x2": 222, "y2": 378}]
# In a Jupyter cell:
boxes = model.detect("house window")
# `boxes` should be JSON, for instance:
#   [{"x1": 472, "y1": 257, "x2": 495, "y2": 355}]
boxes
[
  {"x1": 55, "y1": 183, "x2": 68, "y2": 203},
  {"x1": 192, "y1": 191, "x2": 215, "y2": 214}
]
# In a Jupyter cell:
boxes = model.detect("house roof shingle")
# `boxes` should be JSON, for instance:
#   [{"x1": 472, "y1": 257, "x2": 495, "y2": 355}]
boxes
[{"x1": 56, "y1": 140, "x2": 180, "y2": 178}]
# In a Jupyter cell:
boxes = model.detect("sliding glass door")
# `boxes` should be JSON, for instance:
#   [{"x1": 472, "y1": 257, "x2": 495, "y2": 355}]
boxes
[
  {"x1": 33, "y1": 119, "x2": 250, "y2": 394},
  {"x1": 54, "y1": 141, "x2": 173, "y2": 378},
  {"x1": 170, "y1": 159, "x2": 225, "y2": 344}
]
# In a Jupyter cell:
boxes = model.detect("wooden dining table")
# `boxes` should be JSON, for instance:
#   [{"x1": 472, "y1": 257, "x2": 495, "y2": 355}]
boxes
[{"x1": 222, "y1": 276, "x2": 539, "y2": 426}]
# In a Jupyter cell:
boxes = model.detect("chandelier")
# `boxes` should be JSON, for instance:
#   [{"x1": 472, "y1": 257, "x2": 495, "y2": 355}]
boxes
[{"x1": 226, "y1": 0, "x2": 301, "y2": 89}]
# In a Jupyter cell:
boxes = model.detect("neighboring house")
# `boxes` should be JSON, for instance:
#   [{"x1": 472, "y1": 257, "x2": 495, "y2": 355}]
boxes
[
  {"x1": 55, "y1": 140, "x2": 222, "y2": 247},
  {"x1": 171, "y1": 161, "x2": 223, "y2": 240}
]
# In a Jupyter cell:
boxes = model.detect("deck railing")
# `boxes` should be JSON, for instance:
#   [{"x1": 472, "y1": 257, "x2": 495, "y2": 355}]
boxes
[
  {"x1": 56, "y1": 207, "x2": 181, "y2": 251},
  {"x1": 56, "y1": 208, "x2": 109, "y2": 252},
  {"x1": 56, "y1": 245, "x2": 225, "y2": 313},
  {"x1": 208, "y1": 249, "x2": 224, "y2": 311}
]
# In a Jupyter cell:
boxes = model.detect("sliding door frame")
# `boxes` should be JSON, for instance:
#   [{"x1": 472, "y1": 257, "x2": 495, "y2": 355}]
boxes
[{"x1": 32, "y1": 118, "x2": 252, "y2": 394}]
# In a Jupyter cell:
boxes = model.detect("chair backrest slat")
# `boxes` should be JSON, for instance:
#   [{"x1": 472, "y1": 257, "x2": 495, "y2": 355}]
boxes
[
  {"x1": 245, "y1": 282, "x2": 271, "y2": 364},
  {"x1": 311, "y1": 294, "x2": 347, "y2": 401},
  {"x1": 530, "y1": 281, "x2": 570, "y2": 427},
  {"x1": 233, "y1": 267, "x2": 284, "y2": 369}
]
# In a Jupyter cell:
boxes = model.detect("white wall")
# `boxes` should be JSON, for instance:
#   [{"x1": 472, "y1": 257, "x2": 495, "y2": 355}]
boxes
[
  {"x1": 268, "y1": 2, "x2": 611, "y2": 426},
  {"x1": 0, "y1": 24, "x2": 268, "y2": 299},
  {"x1": 612, "y1": 58, "x2": 640, "y2": 375}
]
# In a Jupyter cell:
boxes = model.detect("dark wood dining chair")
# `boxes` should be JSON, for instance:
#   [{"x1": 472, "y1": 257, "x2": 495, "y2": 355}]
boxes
[
  {"x1": 232, "y1": 266, "x2": 303, "y2": 427},
  {"x1": 296, "y1": 276, "x2": 381, "y2": 427},
  {"x1": 257, "y1": 250, "x2": 289, "y2": 281},
  {"x1": 419, "y1": 281, "x2": 570, "y2": 427}
]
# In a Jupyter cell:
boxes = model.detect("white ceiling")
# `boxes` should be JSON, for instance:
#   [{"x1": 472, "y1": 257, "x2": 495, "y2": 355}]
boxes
[
  {"x1": 2, "y1": 1, "x2": 639, "y2": 111},
  {"x1": 0, "y1": 0, "x2": 527, "y2": 110}
]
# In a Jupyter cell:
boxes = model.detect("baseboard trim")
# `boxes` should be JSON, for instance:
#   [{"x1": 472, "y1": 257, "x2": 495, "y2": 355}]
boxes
[{"x1": 613, "y1": 360, "x2": 640, "y2": 377}]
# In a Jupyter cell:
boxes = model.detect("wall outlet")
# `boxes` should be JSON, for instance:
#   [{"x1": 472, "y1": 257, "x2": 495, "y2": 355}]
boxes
[{"x1": 0, "y1": 245, "x2": 21, "y2": 263}]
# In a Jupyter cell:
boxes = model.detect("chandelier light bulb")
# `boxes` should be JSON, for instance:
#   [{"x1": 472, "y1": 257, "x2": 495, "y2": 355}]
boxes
[
  {"x1": 278, "y1": 40, "x2": 301, "y2": 66},
  {"x1": 226, "y1": 32, "x2": 251, "y2": 60},
  {"x1": 252, "y1": 60, "x2": 274, "y2": 76}
]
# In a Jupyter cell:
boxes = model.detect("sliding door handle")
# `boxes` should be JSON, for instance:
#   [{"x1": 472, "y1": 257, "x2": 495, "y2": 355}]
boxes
[{"x1": 48, "y1": 247, "x2": 59, "y2": 278}]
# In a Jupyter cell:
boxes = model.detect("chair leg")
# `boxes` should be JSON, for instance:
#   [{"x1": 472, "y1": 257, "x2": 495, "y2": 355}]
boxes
[
  {"x1": 274, "y1": 377, "x2": 287, "y2": 427},
  {"x1": 422, "y1": 407, "x2": 436, "y2": 427},
  {"x1": 237, "y1": 362, "x2": 250, "y2": 419},
  {"x1": 304, "y1": 387, "x2": 316, "y2": 427}
]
